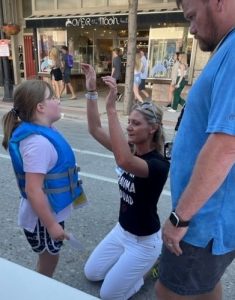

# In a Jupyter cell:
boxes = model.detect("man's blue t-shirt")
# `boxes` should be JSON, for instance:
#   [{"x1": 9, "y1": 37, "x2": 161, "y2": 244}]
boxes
[{"x1": 171, "y1": 29, "x2": 235, "y2": 255}]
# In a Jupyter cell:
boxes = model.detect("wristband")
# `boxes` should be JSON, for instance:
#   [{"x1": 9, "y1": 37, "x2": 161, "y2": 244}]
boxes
[{"x1": 85, "y1": 92, "x2": 98, "y2": 101}]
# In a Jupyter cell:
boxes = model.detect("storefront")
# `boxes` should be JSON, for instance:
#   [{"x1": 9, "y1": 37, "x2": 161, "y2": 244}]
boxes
[{"x1": 25, "y1": 11, "x2": 194, "y2": 86}]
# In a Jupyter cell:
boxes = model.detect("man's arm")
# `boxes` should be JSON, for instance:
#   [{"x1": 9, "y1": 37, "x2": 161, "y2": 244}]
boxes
[
  {"x1": 163, "y1": 132, "x2": 235, "y2": 255},
  {"x1": 176, "y1": 133, "x2": 235, "y2": 220}
]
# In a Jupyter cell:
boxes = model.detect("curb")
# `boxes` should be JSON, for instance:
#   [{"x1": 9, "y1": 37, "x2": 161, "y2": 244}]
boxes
[{"x1": 0, "y1": 98, "x2": 177, "y2": 129}]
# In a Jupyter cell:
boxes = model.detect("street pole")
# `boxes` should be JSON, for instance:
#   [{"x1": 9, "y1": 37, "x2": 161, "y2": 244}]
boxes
[{"x1": 0, "y1": 0, "x2": 13, "y2": 102}]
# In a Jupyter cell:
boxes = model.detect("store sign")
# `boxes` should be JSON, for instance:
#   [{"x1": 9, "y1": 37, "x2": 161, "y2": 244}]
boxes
[
  {"x1": 0, "y1": 39, "x2": 10, "y2": 57},
  {"x1": 65, "y1": 15, "x2": 128, "y2": 28}
]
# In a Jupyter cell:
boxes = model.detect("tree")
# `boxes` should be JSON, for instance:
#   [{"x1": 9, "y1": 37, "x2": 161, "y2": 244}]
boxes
[{"x1": 123, "y1": 0, "x2": 138, "y2": 115}]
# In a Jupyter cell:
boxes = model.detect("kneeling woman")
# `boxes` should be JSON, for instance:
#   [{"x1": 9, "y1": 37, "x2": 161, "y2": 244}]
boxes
[{"x1": 81, "y1": 63, "x2": 169, "y2": 300}]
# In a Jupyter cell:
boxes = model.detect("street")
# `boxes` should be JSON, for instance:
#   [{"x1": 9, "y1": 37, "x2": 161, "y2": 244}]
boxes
[{"x1": 0, "y1": 112, "x2": 235, "y2": 299}]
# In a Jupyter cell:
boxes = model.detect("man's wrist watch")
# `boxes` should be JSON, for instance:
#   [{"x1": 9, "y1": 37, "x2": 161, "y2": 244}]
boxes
[{"x1": 169, "y1": 211, "x2": 190, "y2": 227}]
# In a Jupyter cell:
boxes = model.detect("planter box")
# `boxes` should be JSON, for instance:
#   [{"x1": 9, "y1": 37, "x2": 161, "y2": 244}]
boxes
[{"x1": 151, "y1": 83, "x2": 190, "y2": 106}]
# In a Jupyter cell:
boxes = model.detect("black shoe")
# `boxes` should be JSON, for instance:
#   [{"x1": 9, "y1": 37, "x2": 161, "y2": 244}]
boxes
[{"x1": 166, "y1": 103, "x2": 171, "y2": 107}]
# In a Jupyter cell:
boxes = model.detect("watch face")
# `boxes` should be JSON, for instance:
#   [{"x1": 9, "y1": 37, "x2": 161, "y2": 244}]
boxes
[
  {"x1": 169, "y1": 211, "x2": 190, "y2": 227},
  {"x1": 170, "y1": 212, "x2": 179, "y2": 227}
]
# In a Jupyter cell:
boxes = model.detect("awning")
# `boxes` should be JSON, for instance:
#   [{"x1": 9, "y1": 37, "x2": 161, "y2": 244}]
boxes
[{"x1": 25, "y1": 10, "x2": 186, "y2": 29}]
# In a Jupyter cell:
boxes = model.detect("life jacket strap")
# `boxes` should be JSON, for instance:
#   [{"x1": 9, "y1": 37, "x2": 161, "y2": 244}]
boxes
[
  {"x1": 43, "y1": 182, "x2": 78, "y2": 194},
  {"x1": 16, "y1": 166, "x2": 80, "y2": 180},
  {"x1": 16, "y1": 166, "x2": 82, "y2": 195},
  {"x1": 21, "y1": 181, "x2": 81, "y2": 194}
]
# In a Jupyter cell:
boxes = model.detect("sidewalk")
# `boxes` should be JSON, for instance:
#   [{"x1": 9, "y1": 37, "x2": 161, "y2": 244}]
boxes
[{"x1": 0, "y1": 86, "x2": 179, "y2": 131}]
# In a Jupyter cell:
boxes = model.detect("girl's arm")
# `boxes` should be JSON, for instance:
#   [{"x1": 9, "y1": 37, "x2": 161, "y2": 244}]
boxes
[
  {"x1": 25, "y1": 173, "x2": 67, "y2": 241},
  {"x1": 102, "y1": 76, "x2": 150, "y2": 178},
  {"x1": 81, "y1": 63, "x2": 112, "y2": 151}
]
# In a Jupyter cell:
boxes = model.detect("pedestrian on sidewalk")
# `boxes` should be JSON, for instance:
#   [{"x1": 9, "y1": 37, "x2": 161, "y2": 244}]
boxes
[
  {"x1": 48, "y1": 47, "x2": 63, "y2": 99},
  {"x1": 139, "y1": 48, "x2": 150, "y2": 100},
  {"x1": 2, "y1": 80, "x2": 84, "y2": 278},
  {"x1": 133, "y1": 51, "x2": 144, "y2": 103},
  {"x1": 111, "y1": 48, "x2": 123, "y2": 102},
  {"x1": 166, "y1": 52, "x2": 180, "y2": 107},
  {"x1": 156, "y1": 0, "x2": 235, "y2": 299},
  {"x1": 81, "y1": 63, "x2": 169, "y2": 300},
  {"x1": 168, "y1": 52, "x2": 188, "y2": 112},
  {"x1": 60, "y1": 45, "x2": 77, "y2": 100}
]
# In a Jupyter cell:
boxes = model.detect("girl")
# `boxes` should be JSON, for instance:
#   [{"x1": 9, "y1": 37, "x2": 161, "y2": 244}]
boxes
[
  {"x1": 48, "y1": 47, "x2": 63, "y2": 99},
  {"x1": 133, "y1": 51, "x2": 144, "y2": 103},
  {"x1": 81, "y1": 63, "x2": 170, "y2": 300},
  {"x1": 2, "y1": 80, "x2": 82, "y2": 277}
]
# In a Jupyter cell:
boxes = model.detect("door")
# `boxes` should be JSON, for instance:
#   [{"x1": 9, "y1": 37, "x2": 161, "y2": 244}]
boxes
[{"x1": 23, "y1": 35, "x2": 36, "y2": 79}]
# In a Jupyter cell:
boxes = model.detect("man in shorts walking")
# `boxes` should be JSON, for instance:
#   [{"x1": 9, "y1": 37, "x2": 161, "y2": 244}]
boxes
[
  {"x1": 60, "y1": 46, "x2": 76, "y2": 99},
  {"x1": 156, "y1": 0, "x2": 235, "y2": 299}
]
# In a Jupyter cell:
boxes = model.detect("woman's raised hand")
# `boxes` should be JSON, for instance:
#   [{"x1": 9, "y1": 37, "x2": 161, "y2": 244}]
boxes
[
  {"x1": 102, "y1": 76, "x2": 118, "y2": 106},
  {"x1": 81, "y1": 63, "x2": 97, "y2": 91}
]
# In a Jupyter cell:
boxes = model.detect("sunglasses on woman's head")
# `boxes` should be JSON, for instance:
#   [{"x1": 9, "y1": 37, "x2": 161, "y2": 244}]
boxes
[{"x1": 138, "y1": 101, "x2": 159, "y2": 122}]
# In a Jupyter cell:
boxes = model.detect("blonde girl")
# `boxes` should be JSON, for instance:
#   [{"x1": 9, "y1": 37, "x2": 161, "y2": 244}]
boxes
[
  {"x1": 133, "y1": 51, "x2": 144, "y2": 103},
  {"x1": 49, "y1": 47, "x2": 63, "y2": 99}
]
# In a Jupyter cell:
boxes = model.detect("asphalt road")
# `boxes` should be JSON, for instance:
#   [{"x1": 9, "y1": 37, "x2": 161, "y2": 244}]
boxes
[{"x1": 0, "y1": 113, "x2": 235, "y2": 299}]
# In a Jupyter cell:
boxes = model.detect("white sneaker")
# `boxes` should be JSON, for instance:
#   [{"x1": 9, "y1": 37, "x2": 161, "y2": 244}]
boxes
[{"x1": 167, "y1": 108, "x2": 176, "y2": 112}]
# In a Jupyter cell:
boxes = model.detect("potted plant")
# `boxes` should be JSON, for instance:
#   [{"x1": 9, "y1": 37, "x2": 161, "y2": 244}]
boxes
[{"x1": 2, "y1": 24, "x2": 20, "y2": 36}]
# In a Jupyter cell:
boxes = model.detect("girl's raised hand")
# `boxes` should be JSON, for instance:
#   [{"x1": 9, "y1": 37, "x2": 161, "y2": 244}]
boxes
[{"x1": 81, "y1": 63, "x2": 97, "y2": 92}]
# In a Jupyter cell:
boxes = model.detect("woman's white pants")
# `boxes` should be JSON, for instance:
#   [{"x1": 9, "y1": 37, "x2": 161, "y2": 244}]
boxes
[{"x1": 84, "y1": 223, "x2": 162, "y2": 300}]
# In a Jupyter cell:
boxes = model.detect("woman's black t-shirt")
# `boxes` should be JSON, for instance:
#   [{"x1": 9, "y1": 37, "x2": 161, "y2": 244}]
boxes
[{"x1": 118, "y1": 150, "x2": 170, "y2": 236}]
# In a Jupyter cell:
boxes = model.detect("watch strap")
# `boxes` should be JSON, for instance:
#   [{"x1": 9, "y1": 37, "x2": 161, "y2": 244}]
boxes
[{"x1": 169, "y1": 211, "x2": 190, "y2": 227}]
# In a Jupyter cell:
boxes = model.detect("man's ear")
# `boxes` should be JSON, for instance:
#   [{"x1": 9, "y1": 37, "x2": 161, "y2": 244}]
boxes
[{"x1": 216, "y1": 0, "x2": 224, "y2": 11}]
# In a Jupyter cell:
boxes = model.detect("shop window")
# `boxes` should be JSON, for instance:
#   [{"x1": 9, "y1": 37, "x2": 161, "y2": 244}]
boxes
[
  {"x1": 66, "y1": 28, "x2": 94, "y2": 73},
  {"x1": 148, "y1": 27, "x2": 193, "y2": 79},
  {"x1": 82, "y1": 0, "x2": 107, "y2": 8},
  {"x1": 66, "y1": 28, "x2": 115, "y2": 74},
  {"x1": 35, "y1": 0, "x2": 54, "y2": 10},
  {"x1": 95, "y1": 39, "x2": 112, "y2": 74},
  {"x1": 57, "y1": 0, "x2": 81, "y2": 9},
  {"x1": 37, "y1": 29, "x2": 66, "y2": 72}
]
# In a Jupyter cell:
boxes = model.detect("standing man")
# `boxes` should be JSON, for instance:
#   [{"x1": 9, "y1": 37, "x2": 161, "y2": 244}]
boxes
[
  {"x1": 139, "y1": 48, "x2": 150, "y2": 99},
  {"x1": 156, "y1": 1, "x2": 235, "y2": 300},
  {"x1": 60, "y1": 46, "x2": 76, "y2": 100},
  {"x1": 111, "y1": 48, "x2": 123, "y2": 101}
]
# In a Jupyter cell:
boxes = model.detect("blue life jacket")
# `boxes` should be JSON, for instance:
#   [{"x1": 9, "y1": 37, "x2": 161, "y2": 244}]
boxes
[{"x1": 9, "y1": 122, "x2": 82, "y2": 213}]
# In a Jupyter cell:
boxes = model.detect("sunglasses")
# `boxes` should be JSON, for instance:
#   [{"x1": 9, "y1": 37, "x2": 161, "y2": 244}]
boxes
[{"x1": 137, "y1": 101, "x2": 160, "y2": 122}]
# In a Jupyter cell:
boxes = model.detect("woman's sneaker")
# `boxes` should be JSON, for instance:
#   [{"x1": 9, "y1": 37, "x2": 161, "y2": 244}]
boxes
[{"x1": 144, "y1": 258, "x2": 160, "y2": 280}]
